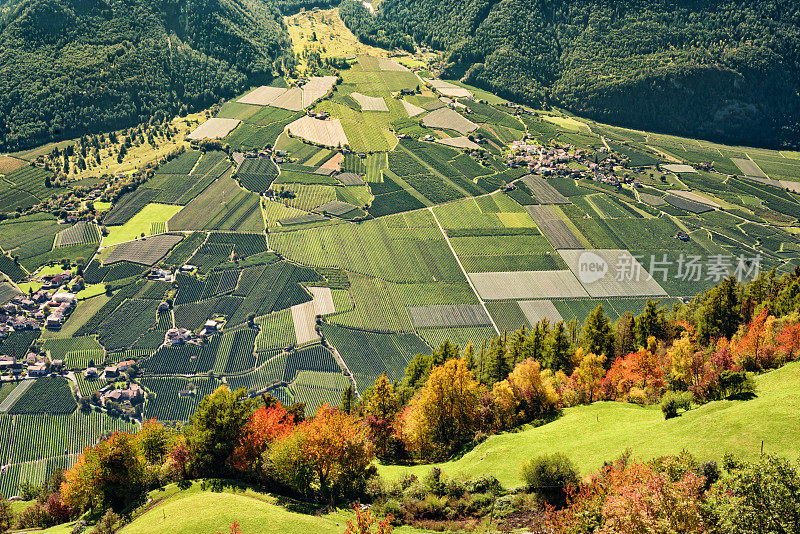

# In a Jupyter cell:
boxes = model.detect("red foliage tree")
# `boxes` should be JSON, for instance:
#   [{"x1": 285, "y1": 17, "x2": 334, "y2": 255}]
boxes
[{"x1": 229, "y1": 403, "x2": 295, "y2": 471}]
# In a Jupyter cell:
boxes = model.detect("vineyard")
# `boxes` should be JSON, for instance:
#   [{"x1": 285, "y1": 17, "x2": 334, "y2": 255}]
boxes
[
  {"x1": 75, "y1": 373, "x2": 107, "y2": 397},
  {"x1": 269, "y1": 213, "x2": 462, "y2": 284},
  {"x1": 140, "y1": 377, "x2": 221, "y2": 421},
  {"x1": 0, "y1": 410, "x2": 137, "y2": 467},
  {"x1": 140, "y1": 344, "x2": 202, "y2": 375},
  {"x1": 7, "y1": 377, "x2": 76, "y2": 414},
  {"x1": 289, "y1": 370, "x2": 350, "y2": 414},
  {"x1": 95, "y1": 298, "x2": 160, "y2": 352},
  {"x1": 319, "y1": 324, "x2": 429, "y2": 394},
  {"x1": 0, "y1": 453, "x2": 79, "y2": 500},
  {"x1": 54, "y1": 220, "x2": 102, "y2": 247},
  {"x1": 42, "y1": 336, "x2": 104, "y2": 368},
  {"x1": 236, "y1": 158, "x2": 279, "y2": 193}
]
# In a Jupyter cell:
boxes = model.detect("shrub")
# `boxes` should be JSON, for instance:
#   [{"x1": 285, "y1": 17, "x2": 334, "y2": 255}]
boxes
[
  {"x1": 661, "y1": 390, "x2": 694, "y2": 419},
  {"x1": 520, "y1": 453, "x2": 579, "y2": 508},
  {"x1": 92, "y1": 509, "x2": 119, "y2": 534}
]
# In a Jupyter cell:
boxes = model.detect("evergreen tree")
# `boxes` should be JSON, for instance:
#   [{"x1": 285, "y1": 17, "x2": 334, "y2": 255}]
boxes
[
  {"x1": 634, "y1": 300, "x2": 667, "y2": 347},
  {"x1": 697, "y1": 276, "x2": 742, "y2": 343},
  {"x1": 547, "y1": 320, "x2": 572, "y2": 374},
  {"x1": 340, "y1": 384, "x2": 354, "y2": 414},
  {"x1": 582, "y1": 305, "x2": 615, "y2": 364},
  {"x1": 484, "y1": 336, "x2": 510, "y2": 385}
]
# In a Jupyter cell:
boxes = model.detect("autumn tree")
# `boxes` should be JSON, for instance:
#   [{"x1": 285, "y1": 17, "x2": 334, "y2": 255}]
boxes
[
  {"x1": 506, "y1": 358, "x2": 559, "y2": 420},
  {"x1": 300, "y1": 405, "x2": 375, "y2": 498},
  {"x1": 136, "y1": 419, "x2": 172, "y2": 466},
  {"x1": 364, "y1": 374, "x2": 399, "y2": 458},
  {"x1": 573, "y1": 350, "x2": 606, "y2": 403},
  {"x1": 61, "y1": 432, "x2": 145, "y2": 512},
  {"x1": 185, "y1": 386, "x2": 255, "y2": 477},
  {"x1": 229, "y1": 403, "x2": 295, "y2": 474},
  {"x1": 401, "y1": 358, "x2": 483, "y2": 460},
  {"x1": 345, "y1": 503, "x2": 394, "y2": 534},
  {"x1": 0, "y1": 494, "x2": 11, "y2": 534},
  {"x1": 708, "y1": 454, "x2": 800, "y2": 534}
]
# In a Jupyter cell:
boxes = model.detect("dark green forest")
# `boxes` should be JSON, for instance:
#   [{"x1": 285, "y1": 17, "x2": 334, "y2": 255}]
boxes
[
  {"x1": 355, "y1": 0, "x2": 800, "y2": 148},
  {"x1": 0, "y1": 0, "x2": 290, "y2": 150}
]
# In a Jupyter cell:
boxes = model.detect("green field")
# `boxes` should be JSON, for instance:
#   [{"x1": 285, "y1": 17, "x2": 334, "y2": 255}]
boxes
[
  {"x1": 103, "y1": 203, "x2": 182, "y2": 247},
  {"x1": 379, "y1": 360, "x2": 800, "y2": 487},
  {"x1": 111, "y1": 482, "x2": 430, "y2": 534}
]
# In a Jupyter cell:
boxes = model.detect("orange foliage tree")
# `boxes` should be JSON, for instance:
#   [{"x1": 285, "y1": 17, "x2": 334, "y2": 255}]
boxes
[
  {"x1": 300, "y1": 405, "x2": 375, "y2": 498},
  {"x1": 229, "y1": 403, "x2": 295, "y2": 472}
]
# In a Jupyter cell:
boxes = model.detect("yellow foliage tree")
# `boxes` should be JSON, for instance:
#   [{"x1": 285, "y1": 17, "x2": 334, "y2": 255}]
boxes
[
  {"x1": 400, "y1": 358, "x2": 483, "y2": 460},
  {"x1": 507, "y1": 357, "x2": 560, "y2": 416},
  {"x1": 574, "y1": 351, "x2": 606, "y2": 402}
]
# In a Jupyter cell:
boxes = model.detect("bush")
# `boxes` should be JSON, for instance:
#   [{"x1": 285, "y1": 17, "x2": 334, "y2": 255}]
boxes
[
  {"x1": 661, "y1": 390, "x2": 694, "y2": 419},
  {"x1": 520, "y1": 452, "x2": 579, "y2": 508},
  {"x1": 92, "y1": 509, "x2": 119, "y2": 534}
]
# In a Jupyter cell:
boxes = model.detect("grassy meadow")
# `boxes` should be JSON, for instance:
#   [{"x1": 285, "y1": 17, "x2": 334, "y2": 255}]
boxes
[{"x1": 379, "y1": 360, "x2": 800, "y2": 487}]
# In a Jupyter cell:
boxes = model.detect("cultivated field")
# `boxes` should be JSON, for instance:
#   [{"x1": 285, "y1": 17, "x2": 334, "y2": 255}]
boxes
[
  {"x1": 525, "y1": 205, "x2": 584, "y2": 249},
  {"x1": 517, "y1": 299, "x2": 564, "y2": 324},
  {"x1": 351, "y1": 92, "x2": 390, "y2": 112},
  {"x1": 436, "y1": 136, "x2": 481, "y2": 150},
  {"x1": 422, "y1": 107, "x2": 479, "y2": 135},
  {"x1": 521, "y1": 175, "x2": 571, "y2": 204},
  {"x1": 421, "y1": 78, "x2": 473, "y2": 98},
  {"x1": 286, "y1": 116, "x2": 349, "y2": 148},
  {"x1": 558, "y1": 249, "x2": 668, "y2": 297},
  {"x1": 187, "y1": 118, "x2": 241, "y2": 140},
  {"x1": 469, "y1": 270, "x2": 589, "y2": 300},
  {"x1": 408, "y1": 304, "x2": 493, "y2": 328},
  {"x1": 103, "y1": 233, "x2": 183, "y2": 265},
  {"x1": 401, "y1": 99, "x2": 426, "y2": 117}
]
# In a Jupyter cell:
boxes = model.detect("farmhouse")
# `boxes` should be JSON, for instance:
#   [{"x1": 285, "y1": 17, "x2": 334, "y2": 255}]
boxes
[
  {"x1": 100, "y1": 384, "x2": 144, "y2": 406},
  {"x1": 27, "y1": 363, "x2": 47, "y2": 376},
  {"x1": 165, "y1": 328, "x2": 197, "y2": 346}
]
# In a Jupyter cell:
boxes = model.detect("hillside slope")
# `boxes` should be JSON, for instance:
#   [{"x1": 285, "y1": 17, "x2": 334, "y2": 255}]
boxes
[
  {"x1": 367, "y1": 0, "x2": 800, "y2": 148},
  {"x1": 379, "y1": 360, "x2": 800, "y2": 487},
  {"x1": 0, "y1": 0, "x2": 289, "y2": 150}
]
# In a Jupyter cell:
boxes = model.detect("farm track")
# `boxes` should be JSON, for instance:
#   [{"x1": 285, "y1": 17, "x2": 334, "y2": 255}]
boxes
[{"x1": 0, "y1": 380, "x2": 33, "y2": 412}]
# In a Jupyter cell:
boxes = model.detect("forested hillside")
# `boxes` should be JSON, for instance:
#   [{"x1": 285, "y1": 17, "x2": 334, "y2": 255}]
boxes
[
  {"x1": 357, "y1": 0, "x2": 800, "y2": 148},
  {"x1": 0, "y1": 0, "x2": 290, "y2": 150}
]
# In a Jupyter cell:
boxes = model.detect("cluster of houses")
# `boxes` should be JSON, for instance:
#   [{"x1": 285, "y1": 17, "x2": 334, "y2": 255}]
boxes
[
  {"x1": 0, "y1": 351, "x2": 60, "y2": 379},
  {"x1": 164, "y1": 319, "x2": 221, "y2": 347},
  {"x1": 508, "y1": 140, "x2": 641, "y2": 188},
  {"x1": 0, "y1": 290, "x2": 77, "y2": 334}
]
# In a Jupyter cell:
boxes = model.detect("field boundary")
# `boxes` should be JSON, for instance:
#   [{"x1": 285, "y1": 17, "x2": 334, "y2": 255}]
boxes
[{"x1": 429, "y1": 208, "x2": 500, "y2": 336}]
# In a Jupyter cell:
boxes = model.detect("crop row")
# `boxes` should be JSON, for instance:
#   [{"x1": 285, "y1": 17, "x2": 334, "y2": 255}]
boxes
[{"x1": 0, "y1": 411, "x2": 137, "y2": 466}]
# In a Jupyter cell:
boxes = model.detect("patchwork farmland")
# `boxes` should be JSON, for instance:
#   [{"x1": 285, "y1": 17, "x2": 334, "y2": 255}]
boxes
[{"x1": 2, "y1": 45, "x2": 800, "y2": 501}]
